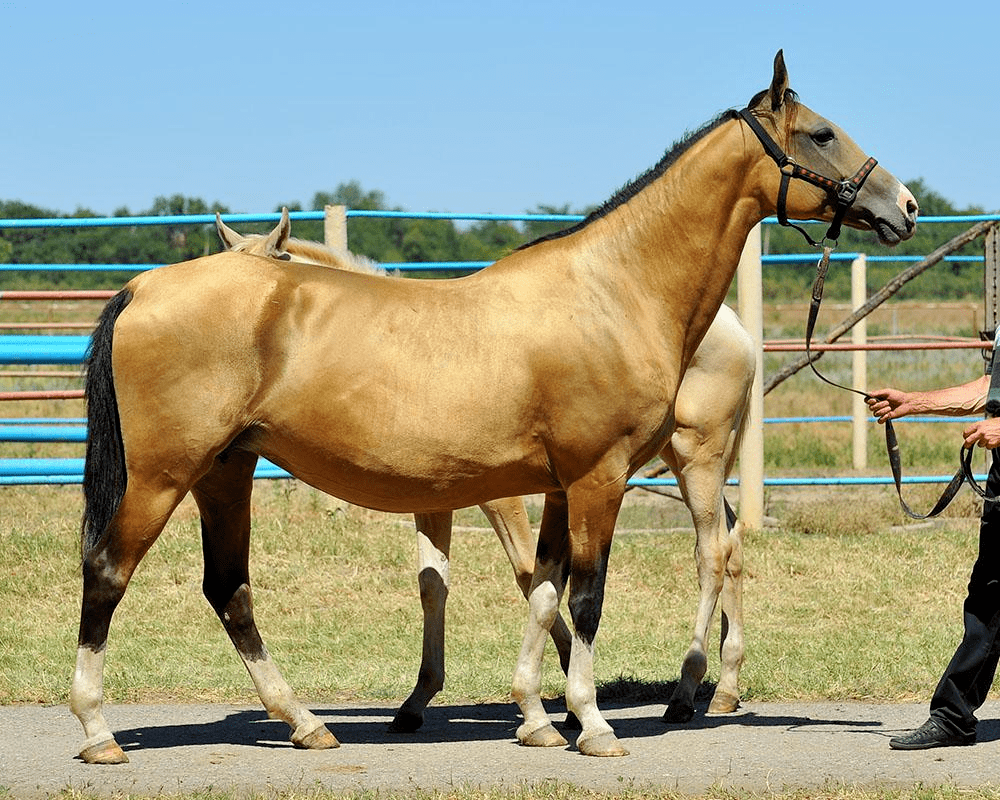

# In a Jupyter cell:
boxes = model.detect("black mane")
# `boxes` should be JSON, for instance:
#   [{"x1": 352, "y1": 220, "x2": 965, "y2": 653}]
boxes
[{"x1": 517, "y1": 88, "x2": 798, "y2": 252}]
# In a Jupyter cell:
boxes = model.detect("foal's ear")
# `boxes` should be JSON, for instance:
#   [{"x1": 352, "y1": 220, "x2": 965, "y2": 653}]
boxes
[
  {"x1": 216, "y1": 212, "x2": 244, "y2": 250},
  {"x1": 261, "y1": 207, "x2": 291, "y2": 255},
  {"x1": 767, "y1": 49, "x2": 789, "y2": 111}
]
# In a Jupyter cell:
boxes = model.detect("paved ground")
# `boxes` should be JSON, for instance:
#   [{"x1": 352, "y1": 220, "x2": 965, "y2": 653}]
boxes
[{"x1": 4, "y1": 699, "x2": 1000, "y2": 797}]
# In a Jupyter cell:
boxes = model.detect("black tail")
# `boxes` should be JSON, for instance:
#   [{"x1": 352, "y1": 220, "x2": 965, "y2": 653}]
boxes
[{"x1": 81, "y1": 289, "x2": 132, "y2": 560}]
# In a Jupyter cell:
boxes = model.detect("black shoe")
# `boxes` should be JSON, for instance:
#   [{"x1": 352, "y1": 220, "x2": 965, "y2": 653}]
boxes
[{"x1": 889, "y1": 718, "x2": 975, "y2": 750}]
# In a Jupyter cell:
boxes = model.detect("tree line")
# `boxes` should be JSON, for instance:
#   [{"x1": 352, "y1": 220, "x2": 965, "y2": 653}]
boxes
[{"x1": 0, "y1": 177, "x2": 991, "y2": 301}]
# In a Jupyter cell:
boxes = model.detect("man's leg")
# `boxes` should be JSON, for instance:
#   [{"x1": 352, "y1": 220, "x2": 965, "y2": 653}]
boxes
[{"x1": 891, "y1": 451, "x2": 1000, "y2": 749}]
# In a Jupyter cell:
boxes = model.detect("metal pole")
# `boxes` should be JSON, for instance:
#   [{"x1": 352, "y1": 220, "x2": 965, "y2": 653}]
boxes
[{"x1": 737, "y1": 224, "x2": 764, "y2": 530}]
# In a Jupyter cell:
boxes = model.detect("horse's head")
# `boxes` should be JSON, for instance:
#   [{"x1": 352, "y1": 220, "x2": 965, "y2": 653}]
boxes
[
  {"x1": 743, "y1": 51, "x2": 917, "y2": 246},
  {"x1": 215, "y1": 207, "x2": 292, "y2": 259},
  {"x1": 215, "y1": 207, "x2": 387, "y2": 276}
]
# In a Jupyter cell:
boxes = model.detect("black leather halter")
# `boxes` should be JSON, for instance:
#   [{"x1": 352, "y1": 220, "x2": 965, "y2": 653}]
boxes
[{"x1": 738, "y1": 107, "x2": 878, "y2": 246}]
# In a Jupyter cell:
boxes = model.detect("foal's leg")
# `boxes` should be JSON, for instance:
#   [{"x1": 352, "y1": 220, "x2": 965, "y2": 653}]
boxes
[
  {"x1": 709, "y1": 513, "x2": 745, "y2": 715},
  {"x1": 390, "y1": 510, "x2": 454, "y2": 733},
  {"x1": 191, "y1": 452, "x2": 338, "y2": 750},
  {"x1": 661, "y1": 438, "x2": 730, "y2": 724},
  {"x1": 479, "y1": 497, "x2": 573, "y2": 673},
  {"x1": 71, "y1": 480, "x2": 188, "y2": 764}
]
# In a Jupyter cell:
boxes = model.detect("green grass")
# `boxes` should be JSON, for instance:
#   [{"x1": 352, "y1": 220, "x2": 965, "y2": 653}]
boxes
[{"x1": 0, "y1": 479, "x2": 981, "y2": 710}]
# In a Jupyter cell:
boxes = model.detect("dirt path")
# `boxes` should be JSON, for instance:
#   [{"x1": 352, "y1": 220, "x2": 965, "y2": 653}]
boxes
[{"x1": 5, "y1": 700, "x2": 1000, "y2": 797}]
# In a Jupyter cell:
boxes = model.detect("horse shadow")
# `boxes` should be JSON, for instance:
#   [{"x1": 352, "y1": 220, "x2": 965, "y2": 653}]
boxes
[{"x1": 109, "y1": 679, "x2": 994, "y2": 755}]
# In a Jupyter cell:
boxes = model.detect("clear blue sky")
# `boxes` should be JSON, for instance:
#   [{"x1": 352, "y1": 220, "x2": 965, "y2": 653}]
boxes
[{"x1": 6, "y1": 1, "x2": 997, "y2": 217}]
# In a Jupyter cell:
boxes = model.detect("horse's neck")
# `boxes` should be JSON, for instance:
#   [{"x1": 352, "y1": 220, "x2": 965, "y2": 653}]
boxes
[{"x1": 575, "y1": 119, "x2": 763, "y2": 363}]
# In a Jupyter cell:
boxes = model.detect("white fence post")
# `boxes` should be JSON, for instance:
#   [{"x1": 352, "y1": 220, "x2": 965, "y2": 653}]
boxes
[
  {"x1": 852, "y1": 254, "x2": 868, "y2": 471},
  {"x1": 324, "y1": 205, "x2": 348, "y2": 251},
  {"x1": 737, "y1": 224, "x2": 764, "y2": 531}
]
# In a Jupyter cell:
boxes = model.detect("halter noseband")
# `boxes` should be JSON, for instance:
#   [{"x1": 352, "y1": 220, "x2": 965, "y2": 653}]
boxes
[{"x1": 738, "y1": 107, "x2": 878, "y2": 246}]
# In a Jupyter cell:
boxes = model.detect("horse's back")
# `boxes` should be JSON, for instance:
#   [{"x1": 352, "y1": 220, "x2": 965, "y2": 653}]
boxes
[{"x1": 110, "y1": 249, "x2": 680, "y2": 510}]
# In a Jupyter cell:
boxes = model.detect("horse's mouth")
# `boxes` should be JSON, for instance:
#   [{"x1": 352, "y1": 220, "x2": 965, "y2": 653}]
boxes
[
  {"x1": 873, "y1": 220, "x2": 905, "y2": 246},
  {"x1": 872, "y1": 216, "x2": 918, "y2": 246},
  {"x1": 855, "y1": 209, "x2": 915, "y2": 246}
]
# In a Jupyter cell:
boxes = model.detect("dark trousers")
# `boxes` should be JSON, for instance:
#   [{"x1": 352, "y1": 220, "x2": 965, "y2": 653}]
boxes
[{"x1": 930, "y1": 449, "x2": 1000, "y2": 737}]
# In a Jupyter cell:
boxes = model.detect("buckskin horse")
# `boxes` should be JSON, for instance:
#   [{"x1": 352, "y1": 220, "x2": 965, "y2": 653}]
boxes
[
  {"x1": 216, "y1": 209, "x2": 754, "y2": 728},
  {"x1": 72, "y1": 51, "x2": 917, "y2": 763}
]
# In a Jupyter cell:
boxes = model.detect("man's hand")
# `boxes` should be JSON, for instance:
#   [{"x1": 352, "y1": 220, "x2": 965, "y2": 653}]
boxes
[
  {"x1": 963, "y1": 418, "x2": 1000, "y2": 449},
  {"x1": 866, "y1": 388, "x2": 915, "y2": 423}
]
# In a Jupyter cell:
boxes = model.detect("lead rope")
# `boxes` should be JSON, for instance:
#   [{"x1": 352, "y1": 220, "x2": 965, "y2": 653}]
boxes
[{"x1": 803, "y1": 248, "x2": 992, "y2": 518}]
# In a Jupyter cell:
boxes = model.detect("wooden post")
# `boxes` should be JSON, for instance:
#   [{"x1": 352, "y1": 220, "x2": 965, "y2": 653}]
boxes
[
  {"x1": 852, "y1": 255, "x2": 867, "y2": 471},
  {"x1": 737, "y1": 224, "x2": 764, "y2": 531},
  {"x1": 324, "y1": 205, "x2": 348, "y2": 251},
  {"x1": 985, "y1": 225, "x2": 1000, "y2": 357}
]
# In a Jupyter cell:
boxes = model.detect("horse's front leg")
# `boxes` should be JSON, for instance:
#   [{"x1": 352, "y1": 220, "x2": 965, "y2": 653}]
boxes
[
  {"x1": 563, "y1": 480, "x2": 629, "y2": 757},
  {"x1": 193, "y1": 454, "x2": 338, "y2": 750},
  {"x1": 390, "y1": 511, "x2": 453, "y2": 733},
  {"x1": 479, "y1": 497, "x2": 573, "y2": 673},
  {"x1": 511, "y1": 493, "x2": 569, "y2": 749}
]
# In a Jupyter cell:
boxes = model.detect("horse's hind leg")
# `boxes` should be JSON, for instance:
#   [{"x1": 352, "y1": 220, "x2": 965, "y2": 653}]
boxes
[
  {"x1": 192, "y1": 452, "x2": 338, "y2": 750},
  {"x1": 390, "y1": 511, "x2": 453, "y2": 733},
  {"x1": 71, "y1": 481, "x2": 187, "y2": 764}
]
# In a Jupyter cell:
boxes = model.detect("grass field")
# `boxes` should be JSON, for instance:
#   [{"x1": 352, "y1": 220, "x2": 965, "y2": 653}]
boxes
[{"x1": 2, "y1": 299, "x2": 998, "y2": 799}]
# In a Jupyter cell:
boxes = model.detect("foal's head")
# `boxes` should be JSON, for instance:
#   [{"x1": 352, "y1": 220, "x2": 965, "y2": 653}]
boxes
[{"x1": 215, "y1": 207, "x2": 384, "y2": 276}]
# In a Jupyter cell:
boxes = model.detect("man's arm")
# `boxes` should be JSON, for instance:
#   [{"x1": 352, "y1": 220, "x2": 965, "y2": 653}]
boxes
[{"x1": 867, "y1": 375, "x2": 990, "y2": 422}]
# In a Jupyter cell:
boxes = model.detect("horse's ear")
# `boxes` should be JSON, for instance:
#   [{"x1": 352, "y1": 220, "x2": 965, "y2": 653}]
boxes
[
  {"x1": 261, "y1": 207, "x2": 291, "y2": 255},
  {"x1": 216, "y1": 213, "x2": 243, "y2": 250},
  {"x1": 767, "y1": 50, "x2": 789, "y2": 111}
]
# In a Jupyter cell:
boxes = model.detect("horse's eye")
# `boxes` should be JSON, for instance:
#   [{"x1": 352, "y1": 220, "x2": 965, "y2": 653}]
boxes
[{"x1": 811, "y1": 127, "x2": 835, "y2": 145}]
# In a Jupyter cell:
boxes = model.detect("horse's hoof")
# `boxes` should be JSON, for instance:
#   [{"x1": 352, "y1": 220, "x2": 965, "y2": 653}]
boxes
[
  {"x1": 292, "y1": 724, "x2": 340, "y2": 750},
  {"x1": 707, "y1": 690, "x2": 740, "y2": 715},
  {"x1": 517, "y1": 722, "x2": 568, "y2": 748},
  {"x1": 662, "y1": 701, "x2": 695, "y2": 724},
  {"x1": 388, "y1": 708, "x2": 424, "y2": 733},
  {"x1": 577, "y1": 729, "x2": 629, "y2": 757},
  {"x1": 564, "y1": 710, "x2": 582, "y2": 730},
  {"x1": 79, "y1": 738, "x2": 129, "y2": 765}
]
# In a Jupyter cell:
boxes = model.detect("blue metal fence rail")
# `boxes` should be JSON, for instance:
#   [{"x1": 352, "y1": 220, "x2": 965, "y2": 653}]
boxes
[{"x1": 3, "y1": 210, "x2": 998, "y2": 486}]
